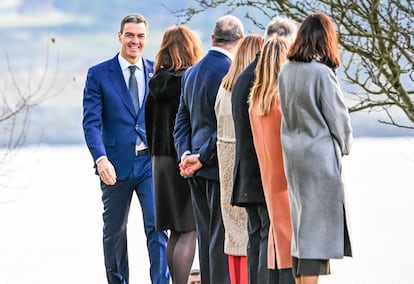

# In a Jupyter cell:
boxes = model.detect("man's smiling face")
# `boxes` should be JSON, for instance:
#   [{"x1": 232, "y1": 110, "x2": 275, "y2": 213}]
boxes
[{"x1": 118, "y1": 22, "x2": 148, "y2": 64}]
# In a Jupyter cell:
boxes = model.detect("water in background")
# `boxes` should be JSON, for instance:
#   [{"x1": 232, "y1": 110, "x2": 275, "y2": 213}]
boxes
[{"x1": 0, "y1": 137, "x2": 413, "y2": 284}]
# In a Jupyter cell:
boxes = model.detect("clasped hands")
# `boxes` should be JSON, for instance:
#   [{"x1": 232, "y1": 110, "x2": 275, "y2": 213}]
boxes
[{"x1": 179, "y1": 153, "x2": 203, "y2": 177}]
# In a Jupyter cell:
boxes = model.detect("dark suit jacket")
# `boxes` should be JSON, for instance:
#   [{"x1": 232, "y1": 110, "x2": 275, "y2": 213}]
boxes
[
  {"x1": 83, "y1": 54, "x2": 154, "y2": 180},
  {"x1": 174, "y1": 49, "x2": 231, "y2": 181},
  {"x1": 231, "y1": 54, "x2": 266, "y2": 206}
]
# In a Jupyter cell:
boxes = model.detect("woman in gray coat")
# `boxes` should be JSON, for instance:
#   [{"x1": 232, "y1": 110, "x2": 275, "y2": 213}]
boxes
[{"x1": 278, "y1": 13, "x2": 353, "y2": 284}]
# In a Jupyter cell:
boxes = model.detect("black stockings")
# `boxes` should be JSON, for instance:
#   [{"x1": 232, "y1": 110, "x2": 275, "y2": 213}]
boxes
[{"x1": 167, "y1": 230, "x2": 197, "y2": 284}]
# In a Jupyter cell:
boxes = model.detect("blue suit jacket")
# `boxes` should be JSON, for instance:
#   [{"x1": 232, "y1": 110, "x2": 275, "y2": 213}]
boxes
[
  {"x1": 174, "y1": 49, "x2": 231, "y2": 181},
  {"x1": 83, "y1": 54, "x2": 154, "y2": 180}
]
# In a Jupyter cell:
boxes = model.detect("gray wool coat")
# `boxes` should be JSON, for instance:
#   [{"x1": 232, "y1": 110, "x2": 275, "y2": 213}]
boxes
[{"x1": 278, "y1": 60, "x2": 353, "y2": 260}]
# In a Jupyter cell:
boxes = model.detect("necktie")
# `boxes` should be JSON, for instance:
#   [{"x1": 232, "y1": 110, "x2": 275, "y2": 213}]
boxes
[
  {"x1": 128, "y1": 65, "x2": 144, "y2": 148},
  {"x1": 128, "y1": 65, "x2": 139, "y2": 113}
]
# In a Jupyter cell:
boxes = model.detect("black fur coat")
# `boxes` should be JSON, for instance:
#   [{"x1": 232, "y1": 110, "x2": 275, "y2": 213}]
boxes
[{"x1": 145, "y1": 69, "x2": 185, "y2": 158}]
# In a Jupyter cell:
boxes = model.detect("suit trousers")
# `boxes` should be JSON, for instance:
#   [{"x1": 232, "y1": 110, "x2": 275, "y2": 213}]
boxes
[
  {"x1": 245, "y1": 204, "x2": 294, "y2": 284},
  {"x1": 188, "y1": 176, "x2": 230, "y2": 284},
  {"x1": 101, "y1": 155, "x2": 169, "y2": 284},
  {"x1": 245, "y1": 204, "x2": 270, "y2": 284}
]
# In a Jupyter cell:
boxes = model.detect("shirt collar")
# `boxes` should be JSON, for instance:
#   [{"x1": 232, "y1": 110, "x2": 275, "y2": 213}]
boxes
[
  {"x1": 118, "y1": 54, "x2": 143, "y2": 71},
  {"x1": 210, "y1": 46, "x2": 233, "y2": 60}
]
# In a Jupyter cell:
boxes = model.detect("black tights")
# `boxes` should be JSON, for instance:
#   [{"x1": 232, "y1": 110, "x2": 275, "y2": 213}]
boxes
[{"x1": 167, "y1": 230, "x2": 197, "y2": 284}]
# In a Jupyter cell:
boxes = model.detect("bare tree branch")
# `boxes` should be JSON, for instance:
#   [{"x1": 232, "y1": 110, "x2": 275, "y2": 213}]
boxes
[
  {"x1": 0, "y1": 35, "x2": 69, "y2": 194},
  {"x1": 169, "y1": 0, "x2": 414, "y2": 128}
]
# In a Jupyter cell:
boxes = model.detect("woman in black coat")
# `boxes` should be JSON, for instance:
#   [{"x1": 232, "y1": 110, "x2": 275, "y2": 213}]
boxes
[{"x1": 145, "y1": 25, "x2": 202, "y2": 284}]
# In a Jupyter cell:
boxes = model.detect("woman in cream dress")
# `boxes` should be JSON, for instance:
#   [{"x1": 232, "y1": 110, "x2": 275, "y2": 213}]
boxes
[{"x1": 214, "y1": 34, "x2": 262, "y2": 284}]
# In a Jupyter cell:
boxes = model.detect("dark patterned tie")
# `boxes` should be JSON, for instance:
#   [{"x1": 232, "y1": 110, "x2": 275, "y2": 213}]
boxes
[{"x1": 128, "y1": 65, "x2": 139, "y2": 113}]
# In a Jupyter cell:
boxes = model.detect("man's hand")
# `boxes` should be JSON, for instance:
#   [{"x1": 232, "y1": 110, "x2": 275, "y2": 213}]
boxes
[
  {"x1": 179, "y1": 154, "x2": 203, "y2": 177},
  {"x1": 97, "y1": 157, "x2": 117, "y2": 185}
]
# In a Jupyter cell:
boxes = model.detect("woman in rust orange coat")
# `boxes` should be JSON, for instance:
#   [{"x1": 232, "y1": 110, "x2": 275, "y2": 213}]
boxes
[{"x1": 248, "y1": 36, "x2": 294, "y2": 283}]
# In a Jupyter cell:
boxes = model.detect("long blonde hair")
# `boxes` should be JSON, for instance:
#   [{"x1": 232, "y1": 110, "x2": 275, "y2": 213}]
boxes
[
  {"x1": 221, "y1": 34, "x2": 263, "y2": 92},
  {"x1": 249, "y1": 36, "x2": 289, "y2": 116}
]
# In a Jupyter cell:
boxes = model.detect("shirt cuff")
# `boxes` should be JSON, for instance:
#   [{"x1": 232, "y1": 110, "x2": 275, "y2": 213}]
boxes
[
  {"x1": 181, "y1": 151, "x2": 191, "y2": 161},
  {"x1": 95, "y1": 155, "x2": 107, "y2": 164}
]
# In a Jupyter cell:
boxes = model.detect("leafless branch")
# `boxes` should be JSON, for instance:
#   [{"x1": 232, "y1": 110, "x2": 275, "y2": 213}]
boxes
[{"x1": 170, "y1": 0, "x2": 414, "y2": 128}]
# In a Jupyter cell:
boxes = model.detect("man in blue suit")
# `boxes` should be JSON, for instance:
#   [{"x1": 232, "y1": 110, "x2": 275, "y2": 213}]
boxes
[
  {"x1": 82, "y1": 14, "x2": 169, "y2": 284},
  {"x1": 173, "y1": 15, "x2": 244, "y2": 284}
]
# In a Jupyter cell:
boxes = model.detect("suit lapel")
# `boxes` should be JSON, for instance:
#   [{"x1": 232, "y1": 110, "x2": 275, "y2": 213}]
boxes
[
  {"x1": 139, "y1": 59, "x2": 153, "y2": 113},
  {"x1": 108, "y1": 55, "x2": 136, "y2": 117}
]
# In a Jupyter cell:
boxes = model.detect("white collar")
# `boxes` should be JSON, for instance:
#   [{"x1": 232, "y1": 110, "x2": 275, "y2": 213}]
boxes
[
  {"x1": 118, "y1": 54, "x2": 143, "y2": 71},
  {"x1": 210, "y1": 47, "x2": 233, "y2": 60}
]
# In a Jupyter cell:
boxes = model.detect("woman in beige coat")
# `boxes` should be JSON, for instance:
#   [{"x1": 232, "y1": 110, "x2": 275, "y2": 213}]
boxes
[
  {"x1": 249, "y1": 36, "x2": 294, "y2": 283},
  {"x1": 215, "y1": 34, "x2": 263, "y2": 284}
]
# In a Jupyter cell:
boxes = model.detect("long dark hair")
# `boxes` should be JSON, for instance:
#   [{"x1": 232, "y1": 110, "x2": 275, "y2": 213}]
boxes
[{"x1": 288, "y1": 12, "x2": 340, "y2": 70}]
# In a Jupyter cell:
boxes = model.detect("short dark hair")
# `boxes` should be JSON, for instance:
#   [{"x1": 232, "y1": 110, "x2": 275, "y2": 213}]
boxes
[{"x1": 120, "y1": 14, "x2": 148, "y2": 33}]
